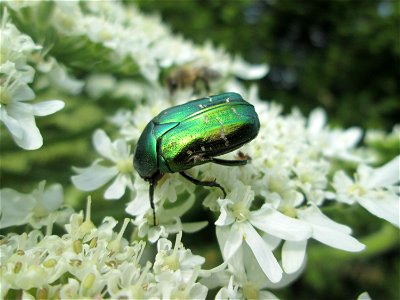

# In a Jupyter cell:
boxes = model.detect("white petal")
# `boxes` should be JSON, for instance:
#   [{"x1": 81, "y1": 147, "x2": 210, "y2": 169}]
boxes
[
  {"x1": 298, "y1": 206, "x2": 365, "y2": 252},
  {"x1": 250, "y1": 207, "x2": 312, "y2": 241},
  {"x1": 148, "y1": 225, "x2": 165, "y2": 243},
  {"x1": 262, "y1": 234, "x2": 282, "y2": 251},
  {"x1": 297, "y1": 205, "x2": 352, "y2": 234},
  {"x1": 215, "y1": 288, "x2": 229, "y2": 300},
  {"x1": 259, "y1": 291, "x2": 279, "y2": 300},
  {"x1": 126, "y1": 195, "x2": 150, "y2": 217},
  {"x1": 308, "y1": 108, "x2": 326, "y2": 134},
  {"x1": 365, "y1": 155, "x2": 400, "y2": 188},
  {"x1": 0, "y1": 109, "x2": 24, "y2": 139},
  {"x1": 5, "y1": 101, "x2": 43, "y2": 150},
  {"x1": 93, "y1": 129, "x2": 116, "y2": 161},
  {"x1": 333, "y1": 171, "x2": 356, "y2": 204},
  {"x1": 357, "y1": 292, "x2": 371, "y2": 300},
  {"x1": 189, "y1": 283, "x2": 208, "y2": 300},
  {"x1": 139, "y1": 59, "x2": 159, "y2": 82},
  {"x1": 311, "y1": 223, "x2": 365, "y2": 252},
  {"x1": 242, "y1": 222, "x2": 283, "y2": 283},
  {"x1": 114, "y1": 139, "x2": 130, "y2": 158},
  {"x1": 222, "y1": 224, "x2": 243, "y2": 261},
  {"x1": 358, "y1": 193, "x2": 399, "y2": 227},
  {"x1": 216, "y1": 225, "x2": 242, "y2": 261},
  {"x1": 0, "y1": 189, "x2": 35, "y2": 228},
  {"x1": 40, "y1": 183, "x2": 64, "y2": 212},
  {"x1": 263, "y1": 257, "x2": 307, "y2": 289},
  {"x1": 13, "y1": 113, "x2": 43, "y2": 150},
  {"x1": 182, "y1": 221, "x2": 209, "y2": 233},
  {"x1": 32, "y1": 100, "x2": 65, "y2": 116},
  {"x1": 12, "y1": 84, "x2": 35, "y2": 102},
  {"x1": 232, "y1": 57, "x2": 269, "y2": 79},
  {"x1": 104, "y1": 174, "x2": 128, "y2": 199},
  {"x1": 333, "y1": 170, "x2": 354, "y2": 191},
  {"x1": 341, "y1": 127, "x2": 363, "y2": 148},
  {"x1": 282, "y1": 240, "x2": 307, "y2": 274},
  {"x1": 71, "y1": 163, "x2": 118, "y2": 191},
  {"x1": 215, "y1": 202, "x2": 235, "y2": 226}
]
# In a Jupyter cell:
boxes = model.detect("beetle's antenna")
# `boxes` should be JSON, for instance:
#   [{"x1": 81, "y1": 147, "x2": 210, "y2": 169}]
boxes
[{"x1": 149, "y1": 182, "x2": 157, "y2": 226}]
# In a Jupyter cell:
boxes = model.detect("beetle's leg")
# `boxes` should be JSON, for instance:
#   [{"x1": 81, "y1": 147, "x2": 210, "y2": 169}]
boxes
[
  {"x1": 149, "y1": 182, "x2": 157, "y2": 226},
  {"x1": 211, "y1": 158, "x2": 248, "y2": 166},
  {"x1": 179, "y1": 171, "x2": 227, "y2": 198}
]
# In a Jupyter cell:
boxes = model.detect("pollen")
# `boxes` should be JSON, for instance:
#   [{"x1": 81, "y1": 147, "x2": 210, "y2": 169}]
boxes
[
  {"x1": 116, "y1": 159, "x2": 134, "y2": 174},
  {"x1": 232, "y1": 202, "x2": 250, "y2": 222}
]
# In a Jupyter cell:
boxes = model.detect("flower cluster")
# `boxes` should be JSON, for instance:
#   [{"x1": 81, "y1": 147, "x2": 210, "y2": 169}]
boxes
[
  {"x1": 0, "y1": 10, "x2": 65, "y2": 150},
  {"x1": 0, "y1": 181, "x2": 71, "y2": 230},
  {"x1": 0, "y1": 199, "x2": 208, "y2": 299}
]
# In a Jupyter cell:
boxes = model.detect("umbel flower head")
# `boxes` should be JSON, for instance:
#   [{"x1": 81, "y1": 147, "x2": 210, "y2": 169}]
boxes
[
  {"x1": 71, "y1": 129, "x2": 134, "y2": 200},
  {"x1": 0, "y1": 199, "x2": 208, "y2": 299},
  {"x1": 0, "y1": 10, "x2": 65, "y2": 150}
]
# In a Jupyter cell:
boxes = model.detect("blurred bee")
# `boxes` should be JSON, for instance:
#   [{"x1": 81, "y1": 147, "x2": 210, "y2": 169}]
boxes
[{"x1": 165, "y1": 65, "x2": 221, "y2": 95}]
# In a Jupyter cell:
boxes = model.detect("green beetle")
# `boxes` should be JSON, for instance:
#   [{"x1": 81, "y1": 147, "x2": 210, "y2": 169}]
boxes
[{"x1": 133, "y1": 92, "x2": 260, "y2": 224}]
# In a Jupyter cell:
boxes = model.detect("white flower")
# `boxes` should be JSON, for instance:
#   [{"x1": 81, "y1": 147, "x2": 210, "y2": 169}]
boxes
[
  {"x1": 0, "y1": 198, "x2": 153, "y2": 299},
  {"x1": 85, "y1": 73, "x2": 117, "y2": 99},
  {"x1": 271, "y1": 201, "x2": 366, "y2": 275},
  {"x1": 153, "y1": 232, "x2": 208, "y2": 299},
  {"x1": 40, "y1": 58, "x2": 84, "y2": 95},
  {"x1": 333, "y1": 156, "x2": 400, "y2": 227},
  {"x1": 71, "y1": 129, "x2": 134, "y2": 200},
  {"x1": 365, "y1": 124, "x2": 399, "y2": 151},
  {"x1": 0, "y1": 181, "x2": 65, "y2": 229},
  {"x1": 215, "y1": 183, "x2": 312, "y2": 283},
  {"x1": 231, "y1": 56, "x2": 269, "y2": 80},
  {"x1": 0, "y1": 17, "x2": 64, "y2": 150},
  {"x1": 297, "y1": 204, "x2": 365, "y2": 251},
  {"x1": 0, "y1": 70, "x2": 65, "y2": 150},
  {"x1": 110, "y1": 103, "x2": 165, "y2": 142},
  {"x1": 358, "y1": 291, "x2": 372, "y2": 300},
  {"x1": 307, "y1": 108, "x2": 364, "y2": 162},
  {"x1": 213, "y1": 249, "x2": 280, "y2": 300},
  {"x1": 127, "y1": 174, "x2": 205, "y2": 243},
  {"x1": 0, "y1": 13, "x2": 41, "y2": 68}
]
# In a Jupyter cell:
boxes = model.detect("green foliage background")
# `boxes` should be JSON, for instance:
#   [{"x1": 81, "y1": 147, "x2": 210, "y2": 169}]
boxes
[{"x1": 137, "y1": 0, "x2": 399, "y2": 130}]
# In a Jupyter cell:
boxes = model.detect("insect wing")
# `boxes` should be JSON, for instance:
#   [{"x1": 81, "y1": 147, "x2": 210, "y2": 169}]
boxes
[
  {"x1": 154, "y1": 92, "x2": 244, "y2": 124},
  {"x1": 159, "y1": 101, "x2": 259, "y2": 172}
]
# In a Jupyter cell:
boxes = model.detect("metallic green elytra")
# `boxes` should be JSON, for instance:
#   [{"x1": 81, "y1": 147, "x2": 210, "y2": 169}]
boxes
[{"x1": 133, "y1": 92, "x2": 260, "y2": 224}]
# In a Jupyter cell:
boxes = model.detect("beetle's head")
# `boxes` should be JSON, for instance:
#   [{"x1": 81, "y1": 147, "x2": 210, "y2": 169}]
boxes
[{"x1": 133, "y1": 122, "x2": 159, "y2": 180}]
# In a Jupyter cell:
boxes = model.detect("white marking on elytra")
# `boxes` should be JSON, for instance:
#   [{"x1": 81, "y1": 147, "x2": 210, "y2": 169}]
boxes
[
  {"x1": 198, "y1": 104, "x2": 206, "y2": 109},
  {"x1": 208, "y1": 97, "x2": 213, "y2": 102},
  {"x1": 204, "y1": 115, "x2": 209, "y2": 123},
  {"x1": 201, "y1": 146, "x2": 206, "y2": 152},
  {"x1": 216, "y1": 116, "x2": 229, "y2": 146},
  {"x1": 189, "y1": 154, "x2": 206, "y2": 164},
  {"x1": 231, "y1": 107, "x2": 240, "y2": 116},
  {"x1": 225, "y1": 97, "x2": 230, "y2": 103}
]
